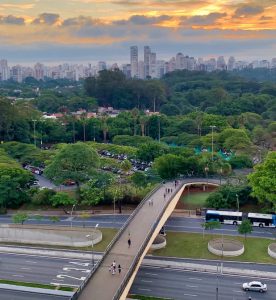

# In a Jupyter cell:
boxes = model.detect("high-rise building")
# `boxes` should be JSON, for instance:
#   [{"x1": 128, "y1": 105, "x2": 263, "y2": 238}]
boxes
[
  {"x1": 130, "y1": 46, "x2": 138, "y2": 78},
  {"x1": 122, "y1": 64, "x2": 131, "y2": 79},
  {"x1": 144, "y1": 46, "x2": 151, "y2": 78},
  {"x1": 138, "y1": 61, "x2": 145, "y2": 79},
  {"x1": 11, "y1": 65, "x2": 23, "y2": 83},
  {"x1": 227, "y1": 56, "x2": 236, "y2": 71},
  {"x1": 175, "y1": 52, "x2": 184, "y2": 70},
  {"x1": 97, "y1": 61, "x2": 107, "y2": 73},
  {"x1": 150, "y1": 52, "x2": 157, "y2": 78},
  {"x1": 217, "y1": 56, "x2": 226, "y2": 70},
  {"x1": 0, "y1": 59, "x2": 9, "y2": 81},
  {"x1": 34, "y1": 63, "x2": 45, "y2": 80},
  {"x1": 271, "y1": 58, "x2": 276, "y2": 68},
  {"x1": 156, "y1": 60, "x2": 165, "y2": 78}
]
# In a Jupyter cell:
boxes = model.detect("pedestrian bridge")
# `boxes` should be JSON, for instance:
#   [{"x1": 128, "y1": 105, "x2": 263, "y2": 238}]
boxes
[{"x1": 72, "y1": 178, "x2": 221, "y2": 300}]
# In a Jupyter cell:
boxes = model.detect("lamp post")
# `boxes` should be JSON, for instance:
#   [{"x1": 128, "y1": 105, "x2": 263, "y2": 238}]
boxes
[
  {"x1": 204, "y1": 166, "x2": 209, "y2": 190},
  {"x1": 236, "y1": 194, "x2": 240, "y2": 212},
  {"x1": 219, "y1": 167, "x2": 223, "y2": 185},
  {"x1": 93, "y1": 124, "x2": 96, "y2": 142},
  {"x1": 70, "y1": 204, "x2": 76, "y2": 228},
  {"x1": 32, "y1": 119, "x2": 37, "y2": 147},
  {"x1": 86, "y1": 223, "x2": 99, "y2": 269},
  {"x1": 158, "y1": 116, "x2": 161, "y2": 143},
  {"x1": 210, "y1": 125, "x2": 216, "y2": 161}
]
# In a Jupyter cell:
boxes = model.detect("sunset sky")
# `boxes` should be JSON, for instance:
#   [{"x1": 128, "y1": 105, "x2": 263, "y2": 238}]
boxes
[{"x1": 1, "y1": 0, "x2": 276, "y2": 64}]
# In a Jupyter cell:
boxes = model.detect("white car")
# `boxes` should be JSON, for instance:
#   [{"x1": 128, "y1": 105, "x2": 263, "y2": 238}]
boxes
[{"x1": 242, "y1": 281, "x2": 267, "y2": 293}]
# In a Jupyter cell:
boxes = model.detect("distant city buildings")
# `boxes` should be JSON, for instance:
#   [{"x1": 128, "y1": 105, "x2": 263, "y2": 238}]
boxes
[{"x1": 1, "y1": 48, "x2": 276, "y2": 82}]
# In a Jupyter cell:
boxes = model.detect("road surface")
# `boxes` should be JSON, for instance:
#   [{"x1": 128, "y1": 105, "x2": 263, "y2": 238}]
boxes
[{"x1": 0, "y1": 214, "x2": 275, "y2": 239}]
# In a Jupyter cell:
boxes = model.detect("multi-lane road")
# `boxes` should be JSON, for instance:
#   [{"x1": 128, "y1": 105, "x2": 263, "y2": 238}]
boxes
[
  {"x1": 0, "y1": 252, "x2": 276, "y2": 300},
  {"x1": 0, "y1": 214, "x2": 275, "y2": 238}
]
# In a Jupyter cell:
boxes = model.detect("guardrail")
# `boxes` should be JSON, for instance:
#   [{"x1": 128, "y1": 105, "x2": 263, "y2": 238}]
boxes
[
  {"x1": 70, "y1": 183, "x2": 162, "y2": 300},
  {"x1": 112, "y1": 181, "x2": 183, "y2": 300}
]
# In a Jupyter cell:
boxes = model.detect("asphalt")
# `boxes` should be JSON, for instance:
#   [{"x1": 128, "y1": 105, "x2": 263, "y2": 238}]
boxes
[
  {"x1": 0, "y1": 289, "x2": 67, "y2": 300},
  {"x1": 131, "y1": 265, "x2": 276, "y2": 300},
  {"x1": 0, "y1": 214, "x2": 275, "y2": 239},
  {"x1": 1, "y1": 252, "x2": 276, "y2": 299}
]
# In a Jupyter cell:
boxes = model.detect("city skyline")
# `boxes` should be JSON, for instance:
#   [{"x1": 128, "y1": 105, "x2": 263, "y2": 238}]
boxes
[{"x1": 0, "y1": 1, "x2": 276, "y2": 63}]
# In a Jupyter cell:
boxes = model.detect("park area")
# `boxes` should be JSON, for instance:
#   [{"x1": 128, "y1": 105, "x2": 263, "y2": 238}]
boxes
[
  {"x1": 154, "y1": 232, "x2": 276, "y2": 264},
  {"x1": 177, "y1": 186, "x2": 215, "y2": 209}
]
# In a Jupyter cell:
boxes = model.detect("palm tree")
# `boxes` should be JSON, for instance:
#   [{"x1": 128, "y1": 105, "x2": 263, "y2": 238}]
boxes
[
  {"x1": 139, "y1": 115, "x2": 148, "y2": 137},
  {"x1": 100, "y1": 113, "x2": 109, "y2": 143}
]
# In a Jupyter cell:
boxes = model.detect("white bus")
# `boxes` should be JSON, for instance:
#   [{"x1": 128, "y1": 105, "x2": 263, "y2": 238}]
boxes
[
  {"x1": 247, "y1": 213, "x2": 276, "y2": 227},
  {"x1": 205, "y1": 210, "x2": 243, "y2": 225}
]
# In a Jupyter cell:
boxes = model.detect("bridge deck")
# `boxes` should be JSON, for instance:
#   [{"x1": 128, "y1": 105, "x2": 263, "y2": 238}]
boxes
[
  {"x1": 78, "y1": 181, "x2": 178, "y2": 300},
  {"x1": 78, "y1": 179, "x2": 221, "y2": 300}
]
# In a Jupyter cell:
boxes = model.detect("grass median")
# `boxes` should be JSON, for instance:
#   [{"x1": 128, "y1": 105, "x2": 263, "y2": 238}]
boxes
[
  {"x1": 129, "y1": 295, "x2": 172, "y2": 300},
  {"x1": 0, "y1": 279, "x2": 74, "y2": 291},
  {"x1": 153, "y1": 232, "x2": 276, "y2": 264}
]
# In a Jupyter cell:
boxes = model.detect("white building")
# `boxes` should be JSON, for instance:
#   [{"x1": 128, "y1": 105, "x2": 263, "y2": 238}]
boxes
[
  {"x1": 130, "y1": 46, "x2": 138, "y2": 78},
  {"x1": 0, "y1": 59, "x2": 10, "y2": 81}
]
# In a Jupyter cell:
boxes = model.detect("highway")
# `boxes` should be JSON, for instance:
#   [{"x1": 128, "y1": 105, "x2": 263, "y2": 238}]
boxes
[
  {"x1": 0, "y1": 252, "x2": 276, "y2": 299},
  {"x1": 0, "y1": 214, "x2": 275, "y2": 238},
  {"x1": 0, "y1": 290, "x2": 67, "y2": 300},
  {"x1": 131, "y1": 266, "x2": 276, "y2": 300}
]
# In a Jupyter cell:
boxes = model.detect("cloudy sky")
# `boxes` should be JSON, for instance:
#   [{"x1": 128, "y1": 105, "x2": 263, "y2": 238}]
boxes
[{"x1": 1, "y1": 0, "x2": 276, "y2": 64}]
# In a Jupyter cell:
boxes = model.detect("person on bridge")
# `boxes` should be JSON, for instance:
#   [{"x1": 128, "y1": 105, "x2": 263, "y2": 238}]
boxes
[
  {"x1": 128, "y1": 238, "x2": 131, "y2": 247},
  {"x1": 118, "y1": 264, "x2": 121, "y2": 274}
]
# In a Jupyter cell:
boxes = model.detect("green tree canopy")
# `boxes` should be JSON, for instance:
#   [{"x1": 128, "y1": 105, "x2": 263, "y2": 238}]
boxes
[{"x1": 248, "y1": 152, "x2": 276, "y2": 209}]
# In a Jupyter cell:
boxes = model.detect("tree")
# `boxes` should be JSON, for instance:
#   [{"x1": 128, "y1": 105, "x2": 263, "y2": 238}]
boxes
[
  {"x1": 120, "y1": 160, "x2": 132, "y2": 174},
  {"x1": 153, "y1": 154, "x2": 181, "y2": 179},
  {"x1": 12, "y1": 213, "x2": 29, "y2": 225},
  {"x1": 137, "y1": 142, "x2": 168, "y2": 163},
  {"x1": 44, "y1": 142, "x2": 99, "y2": 200},
  {"x1": 248, "y1": 152, "x2": 276, "y2": 209},
  {"x1": 238, "y1": 219, "x2": 252, "y2": 239},
  {"x1": 0, "y1": 163, "x2": 33, "y2": 210},
  {"x1": 50, "y1": 192, "x2": 76, "y2": 207},
  {"x1": 202, "y1": 220, "x2": 221, "y2": 230},
  {"x1": 206, "y1": 192, "x2": 229, "y2": 210}
]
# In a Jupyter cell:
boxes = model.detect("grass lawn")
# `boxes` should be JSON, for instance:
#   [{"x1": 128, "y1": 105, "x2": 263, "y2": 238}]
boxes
[
  {"x1": 0, "y1": 228, "x2": 117, "y2": 252},
  {"x1": 180, "y1": 192, "x2": 211, "y2": 209},
  {"x1": 0, "y1": 279, "x2": 74, "y2": 291},
  {"x1": 154, "y1": 232, "x2": 276, "y2": 264}
]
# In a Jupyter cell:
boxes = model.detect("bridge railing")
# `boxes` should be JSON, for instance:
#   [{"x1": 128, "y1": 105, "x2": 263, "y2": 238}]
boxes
[
  {"x1": 70, "y1": 183, "x2": 162, "y2": 300},
  {"x1": 112, "y1": 181, "x2": 183, "y2": 300}
]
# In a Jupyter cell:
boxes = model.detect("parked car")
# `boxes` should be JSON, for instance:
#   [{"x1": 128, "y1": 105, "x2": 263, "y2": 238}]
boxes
[
  {"x1": 242, "y1": 281, "x2": 267, "y2": 293},
  {"x1": 63, "y1": 179, "x2": 76, "y2": 186}
]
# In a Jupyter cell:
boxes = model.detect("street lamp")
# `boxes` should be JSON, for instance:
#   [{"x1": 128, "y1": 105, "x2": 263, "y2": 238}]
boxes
[
  {"x1": 236, "y1": 194, "x2": 240, "y2": 212},
  {"x1": 93, "y1": 124, "x2": 96, "y2": 142},
  {"x1": 219, "y1": 167, "x2": 223, "y2": 185},
  {"x1": 210, "y1": 125, "x2": 216, "y2": 161},
  {"x1": 204, "y1": 166, "x2": 209, "y2": 190},
  {"x1": 70, "y1": 204, "x2": 76, "y2": 228},
  {"x1": 158, "y1": 116, "x2": 161, "y2": 143},
  {"x1": 32, "y1": 119, "x2": 37, "y2": 147},
  {"x1": 86, "y1": 223, "x2": 99, "y2": 269}
]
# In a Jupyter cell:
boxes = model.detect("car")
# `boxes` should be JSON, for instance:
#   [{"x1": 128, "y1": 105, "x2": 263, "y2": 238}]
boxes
[{"x1": 242, "y1": 281, "x2": 267, "y2": 293}]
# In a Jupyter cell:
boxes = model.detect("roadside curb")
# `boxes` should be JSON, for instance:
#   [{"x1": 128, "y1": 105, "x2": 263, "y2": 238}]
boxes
[{"x1": 0, "y1": 283, "x2": 73, "y2": 296}]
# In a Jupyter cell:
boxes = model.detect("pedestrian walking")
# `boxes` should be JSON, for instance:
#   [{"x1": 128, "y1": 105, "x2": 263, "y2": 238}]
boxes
[
  {"x1": 112, "y1": 260, "x2": 116, "y2": 270},
  {"x1": 164, "y1": 193, "x2": 166, "y2": 200},
  {"x1": 112, "y1": 268, "x2": 115, "y2": 275},
  {"x1": 128, "y1": 238, "x2": 131, "y2": 247},
  {"x1": 118, "y1": 264, "x2": 121, "y2": 274}
]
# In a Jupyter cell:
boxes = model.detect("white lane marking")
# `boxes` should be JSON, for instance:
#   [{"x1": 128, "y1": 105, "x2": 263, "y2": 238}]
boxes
[
  {"x1": 186, "y1": 285, "x2": 198, "y2": 288},
  {"x1": 145, "y1": 273, "x2": 158, "y2": 276},
  {"x1": 57, "y1": 274, "x2": 86, "y2": 281},
  {"x1": 26, "y1": 260, "x2": 37, "y2": 264},
  {"x1": 20, "y1": 267, "x2": 31, "y2": 270},
  {"x1": 12, "y1": 275, "x2": 24, "y2": 277},
  {"x1": 51, "y1": 282, "x2": 79, "y2": 287},
  {"x1": 69, "y1": 261, "x2": 90, "y2": 267},
  {"x1": 189, "y1": 278, "x2": 202, "y2": 281},
  {"x1": 233, "y1": 290, "x2": 244, "y2": 293},
  {"x1": 141, "y1": 280, "x2": 153, "y2": 283},
  {"x1": 63, "y1": 267, "x2": 90, "y2": 273},
  {"x1": 138, "y1": 288, "x2": 151, "y2": 291},
  {"x1": 183, "y1": 293, "x2": 198, "y2": 297}
]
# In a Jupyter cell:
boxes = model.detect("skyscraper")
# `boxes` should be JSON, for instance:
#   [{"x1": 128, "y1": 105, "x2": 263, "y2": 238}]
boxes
[
  {"x1": 144, "y1": 46, "x2": 151, "y2": 78},
  {"x1": 130, "y1": 46, "x2": 138, "y2": 78},
  {"x1": 11, "y1": 65, "x2": 23, "y2": 83},
  {"x1": 0, "y1": 59, "x2": 9, "y2": 81},
  {"x1": 227, "y1": 56, "x2": 236, "y2": 71}
]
